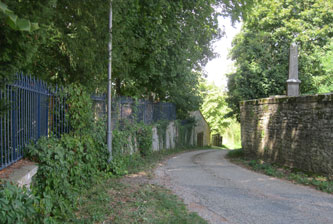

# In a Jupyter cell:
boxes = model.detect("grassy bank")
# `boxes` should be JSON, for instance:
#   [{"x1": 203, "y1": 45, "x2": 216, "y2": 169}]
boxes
[
  {"x1": 74, "y1": 148, "x2": 208, "y2": 223},
  {"x1": 226, "y1": 149, "x2": 333, "y2": 194}
]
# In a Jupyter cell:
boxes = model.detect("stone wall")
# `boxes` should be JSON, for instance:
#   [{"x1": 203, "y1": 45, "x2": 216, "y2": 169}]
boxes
[
  {"x1": 151, "y1": 111, "x2": 211, "y2": 151},
  {"x1": 152, "y1": 121, "x2": 178, "y2": 151},
  {"x1": 240, "y1": 93, "x2": 333, "y2": 176}
]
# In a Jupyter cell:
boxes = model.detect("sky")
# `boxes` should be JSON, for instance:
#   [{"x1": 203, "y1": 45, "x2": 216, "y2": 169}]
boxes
[{"x1": 204, "y1": 17, "x2": 242, "y2": 89}]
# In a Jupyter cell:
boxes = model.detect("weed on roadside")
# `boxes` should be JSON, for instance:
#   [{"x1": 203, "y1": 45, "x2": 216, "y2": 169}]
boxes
[
  {"x1": 227, "y1": 149, "x2": 333, "y2": 194},
  {"x1": 74, "y1": 147, "x2": 209, "y2": 223},
  {"x1": 75, "y1": 172, "x2": 207, "y2": 224},
  {"x1": 225, "y1": 148, "x2": 243, "y2": 158}
]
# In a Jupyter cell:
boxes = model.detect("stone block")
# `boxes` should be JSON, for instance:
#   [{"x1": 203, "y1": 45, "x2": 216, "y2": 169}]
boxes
[{"x1": 8, "y1": 164, "x2": 38, "y2": 189}]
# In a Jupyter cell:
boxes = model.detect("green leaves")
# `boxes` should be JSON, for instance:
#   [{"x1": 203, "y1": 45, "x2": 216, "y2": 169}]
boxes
[
  {"x1": 137, "y1": 124, "x2": 153, "y2": 156},
  {"x1": 315, "y1": 38, "x2": 333, "y2": 93},
  {"x1": 110, "y1": 0, "x2": 222, "y2": 114},
  {"x1": 200, "y1": 82, "x2": 232, "y2": 134},
  {"x1": 64, "y1": 84, "x2": 94, "y2": 134},
  {"x1": 0, "y1": 1, "x2": 39, "y2": 32},
  {"x1": 200, "y1": 81, "x2": 241, "y2": 148},
  {"x1": 0, "y1": 182, "x2": 40, "y2": 224},
  {"x1": 22, "y1": 84, "x2": 109, "y2": 220},
  {"x1": 0, "y1": 0, "x2": 253, "y2": 116},
  {"x1": 227, "y1": 0, "x2": 333, "y2": 117}
]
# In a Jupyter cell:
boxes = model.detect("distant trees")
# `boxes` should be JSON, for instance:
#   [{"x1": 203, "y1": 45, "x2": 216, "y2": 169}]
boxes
[
  {"x1": 200, "y1": 82, "x2": 232, "y2": 135},
  {"x1": 227, "y1": 0, "x2": 333, "y2": 118},
  {"x1": 200, "y1": 81, "x2": 241, "y2": 148},
  {"x1": 317, "y1": 38, "x2": 333, "y2": 93}
]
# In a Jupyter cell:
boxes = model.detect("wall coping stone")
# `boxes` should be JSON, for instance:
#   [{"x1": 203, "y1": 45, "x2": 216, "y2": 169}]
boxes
[{"x1": 240, "y1": 93, "x2": 333, "y2": 106}]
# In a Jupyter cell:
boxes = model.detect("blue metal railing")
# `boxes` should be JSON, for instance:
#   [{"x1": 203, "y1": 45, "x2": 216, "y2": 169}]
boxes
[
  {"x1": 0, "y1": 76, "x2": 176, "y2": 170},
  {"x1": 0, "y1": 75, "x2": 68, "y2": 170}
]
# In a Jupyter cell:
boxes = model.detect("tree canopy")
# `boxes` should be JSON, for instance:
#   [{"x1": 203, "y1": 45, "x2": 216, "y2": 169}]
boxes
[
  {"x1": 1, "y1": 0, "x2": 253, "y2": 116},
  {"x1": 227, "y1": 0, "x2": 333, "y2": 118}
]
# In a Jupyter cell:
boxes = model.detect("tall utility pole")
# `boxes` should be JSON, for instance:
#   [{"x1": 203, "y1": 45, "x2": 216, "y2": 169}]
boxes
[{"x1": 107, "y1": 0, "x2": 113, "y2": 162}]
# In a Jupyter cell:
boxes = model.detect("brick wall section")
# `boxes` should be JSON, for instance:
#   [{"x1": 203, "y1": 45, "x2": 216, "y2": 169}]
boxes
[{"x1": 240, "y1": 94, "x2": 333, "y2": 176}]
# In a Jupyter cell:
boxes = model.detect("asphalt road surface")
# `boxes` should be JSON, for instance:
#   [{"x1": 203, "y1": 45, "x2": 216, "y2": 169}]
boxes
[{"x1": 153, "y1": 149, "x2": 333, "y2": 224}]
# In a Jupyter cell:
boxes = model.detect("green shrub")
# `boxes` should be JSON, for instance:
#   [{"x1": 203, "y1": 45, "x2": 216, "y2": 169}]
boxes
[
  {"x1": 25, "y1": 84, "x2": 109, "y2": 220},
  {"x1": 109, "y1": 155, "x2": 130, "y2": 176},
  {"x1": 176, "y1": 119, "x2": 195, "y2": 148},
  {"x1": 0, "y1": 182, "x2": 39, "y2": 224},
  {"x1": 112, "y1": 129, "x2": 133, "y2": 156},
  {"x1": 20, "y1": 83, "x2": 155, "y2": 221},
  {"x1": 110, "y1": 120, "x2": 153, "y2": 175},
  {"x1": 108, "y1": 153, "x2": 143, "y2": 176},
  {"x1": 27, "y1": 130, "x2": 109, "y2": 219}
]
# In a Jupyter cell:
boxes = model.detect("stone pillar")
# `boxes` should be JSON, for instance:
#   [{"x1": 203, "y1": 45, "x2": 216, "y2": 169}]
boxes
[{"x1": 287, "y1": 42, "x2": 301, "y2": 96}]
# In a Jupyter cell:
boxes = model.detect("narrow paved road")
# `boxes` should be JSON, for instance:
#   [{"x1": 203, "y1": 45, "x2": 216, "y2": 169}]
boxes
[{"x1": 153, "y1": 149, "x2": 333, "y2": 224}]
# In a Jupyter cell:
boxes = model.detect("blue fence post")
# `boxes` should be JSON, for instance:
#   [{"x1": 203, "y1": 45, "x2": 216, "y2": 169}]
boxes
[
  {"x1": 37, "y1": 86, "x2": 41, "y2": 139},
  {"x1": 11, "y1": 88, "x2": 16, "y2": 162}
]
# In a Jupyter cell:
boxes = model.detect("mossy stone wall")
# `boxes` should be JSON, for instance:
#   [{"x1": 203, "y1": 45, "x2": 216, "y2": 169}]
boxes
[{"x1": 240, "y1": 94, "x2": 333, "y2": 176}]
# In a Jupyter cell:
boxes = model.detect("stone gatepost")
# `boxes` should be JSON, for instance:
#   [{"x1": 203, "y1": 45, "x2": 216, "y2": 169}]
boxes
[{"x1": 287, "y1": 42, "x2": 301, "y2": 96}]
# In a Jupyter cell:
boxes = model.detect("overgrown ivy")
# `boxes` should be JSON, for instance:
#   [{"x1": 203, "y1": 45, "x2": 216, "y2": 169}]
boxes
[
  {"x1": 156, "y1": 120, "x2": 170, "y2": 149},
  {"x1": 110, "y1": 120, "x2": 153, "y2": 175},
  {"x1": 175, "y1": 119, "x2": 196, "y2": 148},
  {"x1": 25, "y1": 84, "x2": 109, "y2": 221}
]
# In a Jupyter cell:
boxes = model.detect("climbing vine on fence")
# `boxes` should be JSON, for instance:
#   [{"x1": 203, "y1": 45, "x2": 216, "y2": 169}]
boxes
[
  {"x1": 156, "y1": 120, "x2": 170, "y2": 150},
  {"x1": 26, "y1": 84, "x2": 109, "y2": 221},
  {"x1": 175, "y1": 119, "x2": 196, "y2": 148}
]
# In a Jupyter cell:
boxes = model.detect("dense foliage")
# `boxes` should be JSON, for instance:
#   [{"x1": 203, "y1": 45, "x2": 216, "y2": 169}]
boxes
[
  {"x1": 0, "y1": 182, "x2": 39, "y2": 224},
  {"x1": 227, "y1": 0, "x2": 333, "y2": 117},
  {"x1": 0, "y1": 0, "x2": 253, "y2": 116},
  {"x1": 200, "y1": 82, "x2": 232, "y2": 135},
  {"x1": 26, "y1": 84, "x2": 109, "y2": 221},
  {"x1": 317, "y1": 38, "x2": 333, "y2": 93},
  {"x1": 200, "y1": 81, "x2": 241, "y2": 148},
  {"x1": 0, "y1": 1, "x2": 38, "y2": 32}
]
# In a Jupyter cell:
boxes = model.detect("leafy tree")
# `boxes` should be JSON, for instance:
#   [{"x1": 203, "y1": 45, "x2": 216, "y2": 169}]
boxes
[
  {"x1": 111, "y1": 0, "x2": 221, "y2": 116},
  {"x1": 1, "y1": 0, "x2": 253, "y2": 116},
  {"x1": 30, "y1": 0, "x2": 110, "y2": 88},
  {"x1": 0, "y1": 1, "x2": 39, "y2": 32},
  {"x1": 200, "y1": 81, "x2": 232, "y2": 134},
  {"x1": 315, "y1": 38, "x2": 333, "y2": 93},
  {"x1": 0, "y1": 0, "x2": 51, "y2": 114},
  {"x1": 218, "y1": 0, "x2": 254, "y2": 22},
  {"x1": 227, "y1": 0, "x2": 333, "y2": 118},
  {"x1": 0, "y1": 0, "x2": 48, "y2": 86},
  {"x1": 200, "y1": 81, "x2": 241, "y2": 148}
]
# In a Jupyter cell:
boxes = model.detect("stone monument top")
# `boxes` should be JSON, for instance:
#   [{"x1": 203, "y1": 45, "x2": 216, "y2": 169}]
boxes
[{"x1": 287, "y1": 42, "x2": 301, "y2": 96}]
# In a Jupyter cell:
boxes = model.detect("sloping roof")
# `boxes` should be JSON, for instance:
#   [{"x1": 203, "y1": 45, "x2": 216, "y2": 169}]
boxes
[{"x1": 190, "y1": 110, "x2": 211, "y2": 130}]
